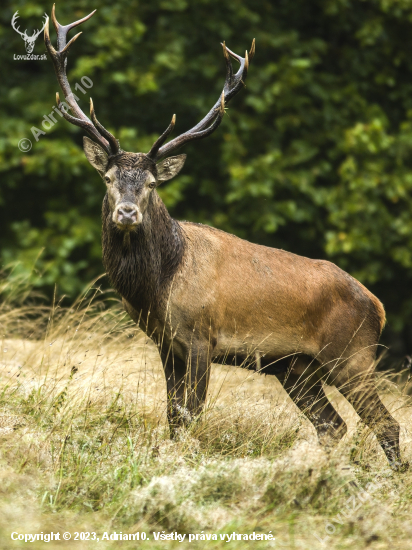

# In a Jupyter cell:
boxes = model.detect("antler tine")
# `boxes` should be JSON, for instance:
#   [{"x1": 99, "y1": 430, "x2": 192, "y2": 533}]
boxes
[
  {"x1": 90, "y1": 98, "x2": 120, "y2": 154},
  {"x1": 51, "y1": 3, "x2": 96, "y2": 53},
  {"x1": 147, "y1": 114, "x2": 176, "y2": 159},
  {"x1": 154, "y1": 40, "x2": 254, "y2": 160},
  {"x1": 249, "y1": 38, "x2": 256, "y2": 62},
  {"x1": 45, "y1": 5, "x2": 120, "y2": 156},
  {"x1": 222, "y1": 42, "x2": 234, "y2": 87},
  {"x1": 54, "y1": 91, "x2": 110, "y2": 150}
]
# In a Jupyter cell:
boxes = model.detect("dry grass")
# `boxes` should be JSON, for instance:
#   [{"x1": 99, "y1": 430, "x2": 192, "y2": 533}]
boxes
[{"x1": 0, "y1": 276, "x2": 411, "y2": 549}]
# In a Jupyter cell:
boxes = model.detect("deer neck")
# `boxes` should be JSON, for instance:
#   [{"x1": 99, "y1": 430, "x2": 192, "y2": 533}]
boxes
[{"x1": 102, "y1": 192, "x2": 185, "y2": 312}]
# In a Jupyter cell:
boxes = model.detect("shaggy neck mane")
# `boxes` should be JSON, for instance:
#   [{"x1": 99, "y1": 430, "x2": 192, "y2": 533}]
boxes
[{"x1": 102, "y1": 192, "x2": 185, "y2": 313}]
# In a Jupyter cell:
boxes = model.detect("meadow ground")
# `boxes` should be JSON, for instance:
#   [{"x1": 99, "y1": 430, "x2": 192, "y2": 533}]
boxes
[{"x1": 0, "y1": 278, "x2": 411, "y2": 549}]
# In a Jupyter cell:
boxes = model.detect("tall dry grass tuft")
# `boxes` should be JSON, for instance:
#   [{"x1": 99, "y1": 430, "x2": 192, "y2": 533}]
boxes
[{"x1": 0, "y1": 271, "x2": 411, "y2": 549}]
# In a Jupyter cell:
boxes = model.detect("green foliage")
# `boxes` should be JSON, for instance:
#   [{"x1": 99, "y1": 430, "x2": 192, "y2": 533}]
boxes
[{"x1": 2, "y1": 0, "x2": 412, "y2": 350}]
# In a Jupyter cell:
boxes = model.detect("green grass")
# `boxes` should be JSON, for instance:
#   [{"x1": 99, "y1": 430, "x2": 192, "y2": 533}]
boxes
[{"x1": 0, "y1": 278, "x2": 411, "y2": 549}]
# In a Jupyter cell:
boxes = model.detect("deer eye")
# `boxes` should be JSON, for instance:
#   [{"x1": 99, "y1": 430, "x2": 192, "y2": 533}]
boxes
[
  {"x1": 104, "y1": 176, "x2": 111, "y2": 184},
  {"x1": 148, "y1": 181, "x2": 156, "y2": 189}
]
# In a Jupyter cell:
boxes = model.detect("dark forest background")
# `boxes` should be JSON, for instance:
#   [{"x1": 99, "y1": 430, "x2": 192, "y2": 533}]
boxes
[{"x1": 1, "y1": 0, "x2": 412, "y2": 361}]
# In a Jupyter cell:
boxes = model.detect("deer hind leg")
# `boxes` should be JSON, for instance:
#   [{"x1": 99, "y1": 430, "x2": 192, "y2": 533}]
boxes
[
  {"x1": 325, "y1": 348, "x2": 408, "y2": 471},
  {"x1": 276, "y1": 355, "x2": 347, "y2": 445},
  {"x1": 161, "y1": 352, "x2": 187, "y2": 437},
  {"x1": 337, "y1": 372, "x2": 407, "y2": 471}
]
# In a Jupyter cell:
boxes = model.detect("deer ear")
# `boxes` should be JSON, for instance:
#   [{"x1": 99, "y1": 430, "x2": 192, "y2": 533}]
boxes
[
  {"x1": 156, "y1": 154, "x2": 186, "y2": 183},
  {"x1": 83, "y1": 137, "x2": 108, "y2": 176}
]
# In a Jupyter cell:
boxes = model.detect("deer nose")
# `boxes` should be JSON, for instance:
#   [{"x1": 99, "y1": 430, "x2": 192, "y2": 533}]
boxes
[{"x1": 115, "y1": 203, "x2": 139, "y2": 227}]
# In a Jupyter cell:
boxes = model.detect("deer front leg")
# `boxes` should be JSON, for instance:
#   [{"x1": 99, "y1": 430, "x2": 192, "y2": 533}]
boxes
[
  {"x1": 161, "y1": 352, "x2": 187, "y2": 438},
  {"x1": 185, "y1": 346, "x2": 212, "y2": 421}
]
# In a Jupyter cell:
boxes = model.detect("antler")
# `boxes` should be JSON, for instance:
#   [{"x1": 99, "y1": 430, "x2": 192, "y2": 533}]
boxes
[
  {"x1": 44, "y1": 4, "x2": 119, "y2": 156},
  {"x1": 147, "y1": 39, "x2": 255, "y2": 160},
  {"x1": 11, "y1": 12, "x2": 27, "y2": 39},
  {"x1": 30, "y1": 14, "x2": 48, "y2": 41}
]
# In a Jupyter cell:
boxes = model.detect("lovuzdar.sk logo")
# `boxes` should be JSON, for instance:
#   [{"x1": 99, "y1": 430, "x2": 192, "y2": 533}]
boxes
[{"x1": 12, "y1": 10, "x2": 47, "y2": 60}]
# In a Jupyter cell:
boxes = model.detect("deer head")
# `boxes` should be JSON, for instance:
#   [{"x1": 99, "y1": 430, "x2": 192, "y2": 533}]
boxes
[
  {"x1": 44, "y1": 5, "x2": 254, "y2": 231},
  {"x1": 12, "y1": 11, "x2": 47, "y2": 54}
]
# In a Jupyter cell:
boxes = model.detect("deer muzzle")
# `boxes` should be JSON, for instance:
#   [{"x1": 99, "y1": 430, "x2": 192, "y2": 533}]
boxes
[{"x1": 113, "y1": 202, "x2": 142, "y2": 230}]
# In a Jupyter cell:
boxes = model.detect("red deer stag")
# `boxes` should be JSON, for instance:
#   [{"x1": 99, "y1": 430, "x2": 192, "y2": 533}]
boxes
[{"x1": 44, "y1": 6, "x2": 408, "y2": 471}]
